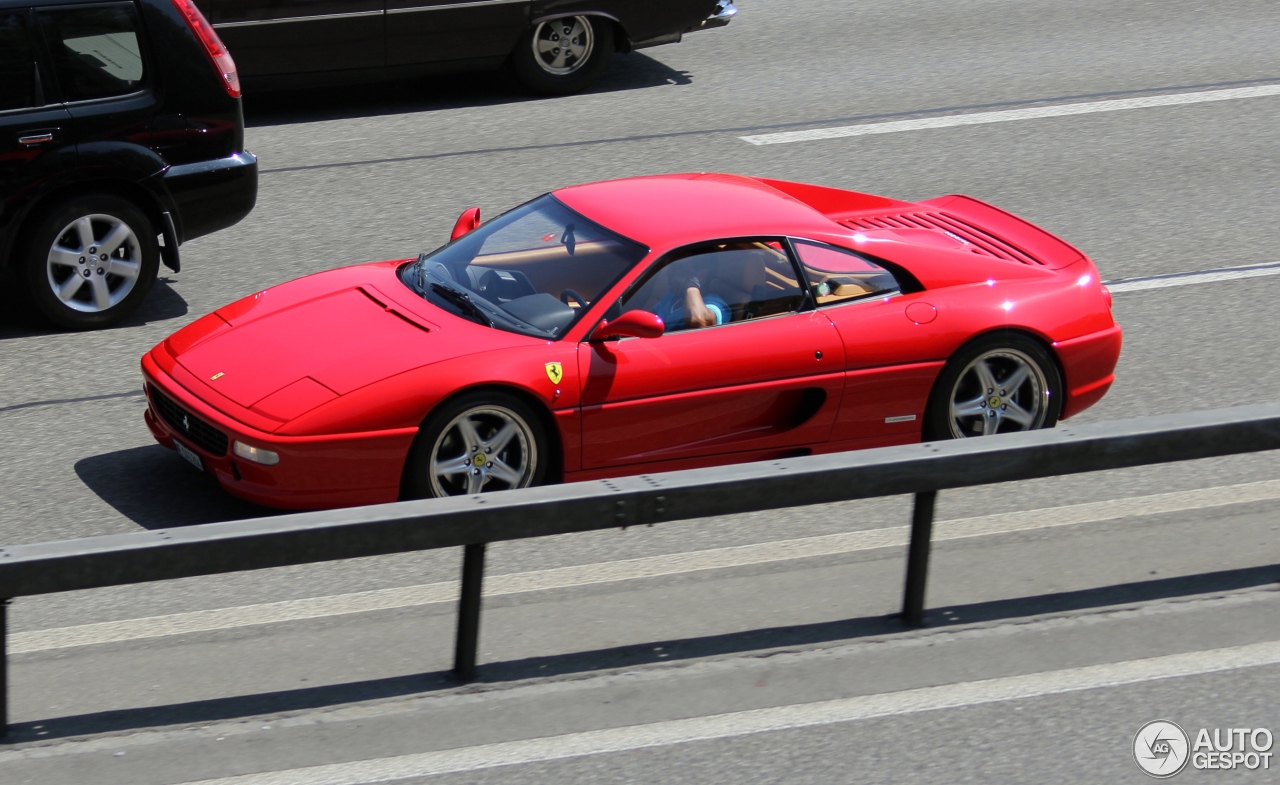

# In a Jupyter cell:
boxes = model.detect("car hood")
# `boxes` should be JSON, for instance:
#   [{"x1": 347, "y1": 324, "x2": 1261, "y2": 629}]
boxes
[{"x1": 166, "y1": 263, "x2": 520, "y2": 424}]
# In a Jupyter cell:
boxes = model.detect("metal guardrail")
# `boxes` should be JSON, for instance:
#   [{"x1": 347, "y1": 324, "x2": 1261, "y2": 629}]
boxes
[{"x1": 2, "y1": 402, "x2": 1279, "y2": 736}]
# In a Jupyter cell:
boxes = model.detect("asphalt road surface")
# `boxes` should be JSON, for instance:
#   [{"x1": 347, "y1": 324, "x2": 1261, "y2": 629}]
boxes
[{"x1": 1, "y1": 0, "x2": 1279, "y2": 782}]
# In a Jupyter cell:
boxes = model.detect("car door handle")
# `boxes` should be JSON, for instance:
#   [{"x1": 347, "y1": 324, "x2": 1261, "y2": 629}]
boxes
[{"x1": 18, "y1": 132, "x2": 55, "y2": 146}]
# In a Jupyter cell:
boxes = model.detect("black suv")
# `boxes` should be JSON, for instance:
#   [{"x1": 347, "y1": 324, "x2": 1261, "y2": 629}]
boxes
[{"x1": 1, "y1": 0, "x2": 256, "y2": 329}]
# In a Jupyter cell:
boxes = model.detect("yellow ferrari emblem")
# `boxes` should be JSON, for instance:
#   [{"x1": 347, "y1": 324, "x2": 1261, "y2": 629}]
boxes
[
  {"x1": 545, "y1": 362, "x2": 564, "y2": 385},
  {"x1": 210, "y1": 372, "x2": 224, "y2": 381},
  {"x1": 473, "y1": 454, "x2": 487, "y2": 467}
]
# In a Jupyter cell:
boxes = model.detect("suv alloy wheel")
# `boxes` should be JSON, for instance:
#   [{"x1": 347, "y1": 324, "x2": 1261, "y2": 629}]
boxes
[{"x1": 22, "y1": 194, "x2": 159, "y2": 330}]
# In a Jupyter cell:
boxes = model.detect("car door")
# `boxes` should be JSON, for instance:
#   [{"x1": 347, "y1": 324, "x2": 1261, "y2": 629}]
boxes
[
  {"x1": 208, "y1": 0, "x2": 385, "y2": 76},
  {"x1": 33, "y1": 2, "x2": 160, "y2": 167},
  {"x1": 789, "y1": 239, "x2": 945, "y2": 447},
  {"x1": 578, "y1": 239, "x2": 845, "y2": 471},
  {"x1": 385, "y1": 0, "x2": 528, "y2": 67},
  {"x1": 0, "y1": 9, "x2": 75, "y2": 259}
]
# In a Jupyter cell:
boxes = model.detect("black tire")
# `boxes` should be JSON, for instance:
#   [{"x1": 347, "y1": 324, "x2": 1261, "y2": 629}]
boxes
[
  {"x1": 923, "y1": 331, "x2": 1063, "y2": 441},
  {"x1": 20, "y1": 194, "x2": 159, "y2": 330},
  {"x1": 402, "y1": 390, "x2": 550, "y2": 499},
  {"x1": 508, "y1": 15, "x2": 614, "y2": 95}
]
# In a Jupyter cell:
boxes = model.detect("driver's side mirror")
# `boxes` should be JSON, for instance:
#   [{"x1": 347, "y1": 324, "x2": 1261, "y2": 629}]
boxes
[
  {"x1": 590, "y1": 310, "x2": 664, "y2": 341},
  {"x1": 451, "y1": 207, "x2": 481, "y2": 241}
]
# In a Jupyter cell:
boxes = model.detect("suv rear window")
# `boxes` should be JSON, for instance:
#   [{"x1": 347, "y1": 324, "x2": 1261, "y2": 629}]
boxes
[
  {"x1": 0, "y1": 12, "x2": 38, "y2": 111},
  {"x1": 37, "y1": 2, "x2": 145, "y2": 102}
]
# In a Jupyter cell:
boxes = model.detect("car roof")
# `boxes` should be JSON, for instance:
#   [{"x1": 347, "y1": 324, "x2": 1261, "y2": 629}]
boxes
[{"x1": 553, "y1": 173, "x2": 846, "y2": 250}]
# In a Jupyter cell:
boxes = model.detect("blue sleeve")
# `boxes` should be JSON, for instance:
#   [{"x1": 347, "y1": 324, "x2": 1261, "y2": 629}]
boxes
[
  {"x1": 704, "y1": 294, "x2": 730, "y2": 325},
  {"x1": 654, "y1": 292, "x2": 729, "y2": 329}
]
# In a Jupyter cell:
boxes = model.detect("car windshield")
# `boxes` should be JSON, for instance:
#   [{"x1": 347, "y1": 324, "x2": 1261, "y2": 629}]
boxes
[{"x1": 400, "y1": 194, "x2": 648, "y2": 338}]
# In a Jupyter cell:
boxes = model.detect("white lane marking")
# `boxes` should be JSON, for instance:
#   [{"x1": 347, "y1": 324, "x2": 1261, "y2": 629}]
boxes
[
  {"x1": 1106, "y1": 261, "x2": 1280, "y2": 293},
  {"x1": 13, "y1": 479, "x2": 1280, "y2": 655},
  {"x1": 739, "y1": 84, "x2": 1280, "y2": 145},
  {"x1": 177, "y1": 640, "x2": 1280, "y2": 784},
  {"x1": 302, "y1": 138, "x2": 368, "y2": 146}
]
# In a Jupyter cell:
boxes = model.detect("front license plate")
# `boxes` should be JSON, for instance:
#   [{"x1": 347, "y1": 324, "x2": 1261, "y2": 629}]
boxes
[{"x1": 175, "y1": 441, "x2": 204, "y2": 472}]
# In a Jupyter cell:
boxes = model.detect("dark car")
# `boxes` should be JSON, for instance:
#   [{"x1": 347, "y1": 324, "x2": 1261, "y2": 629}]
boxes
[
  {"x1": 1, "y1": 0, "x2": 257, "y2": 329},
  {"x1": 202, "y1": 0, "x2": 738, "y2": 95}
]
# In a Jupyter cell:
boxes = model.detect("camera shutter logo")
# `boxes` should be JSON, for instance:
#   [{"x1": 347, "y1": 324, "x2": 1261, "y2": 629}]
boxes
[{"x1": 1135, "y1": 720, "x2": 1190, "y2": 778}]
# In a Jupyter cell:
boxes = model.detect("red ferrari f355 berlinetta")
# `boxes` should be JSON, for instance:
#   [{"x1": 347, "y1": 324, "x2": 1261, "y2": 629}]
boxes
[{"x1": 143, "y1": 174, "x2": 1122, "y2": 509}]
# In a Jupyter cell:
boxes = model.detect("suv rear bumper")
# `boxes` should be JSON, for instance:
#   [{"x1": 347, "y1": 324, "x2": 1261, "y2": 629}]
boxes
[{"x1": 162, "y1": 151, "x2": 258, "y2": 243}]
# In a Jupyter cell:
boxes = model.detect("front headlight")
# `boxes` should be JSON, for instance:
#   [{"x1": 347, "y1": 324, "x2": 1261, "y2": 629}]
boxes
[{"x1": 233, "y1": 440, "x2": 280, "y2": 466}]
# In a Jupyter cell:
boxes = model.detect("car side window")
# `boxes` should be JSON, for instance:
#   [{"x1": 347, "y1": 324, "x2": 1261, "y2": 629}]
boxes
[
  {"x1": 37, "y1": 2, "x2": 145, "y2": 102},
  {"x1": 792, "y1": 239, "x2": 900, "y2": 306},
  {"x1": 619, "y1": 240, "x2": 808, "y2": 333},
  {"x1": 0, "y1": 12, "x2": 38, "y2": 111}
]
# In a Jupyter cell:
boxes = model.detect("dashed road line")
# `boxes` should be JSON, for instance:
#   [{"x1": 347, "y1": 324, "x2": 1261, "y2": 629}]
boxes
[
  {"x1": 176, "y1": 640, "x2": 1280, "y2": 784},
  {"x1": 738, "y1": 84, "x2": 1280, "y2": 145},
  {"x1": 1104, "y1": 261, "x2": 1280, "y2": 293}
]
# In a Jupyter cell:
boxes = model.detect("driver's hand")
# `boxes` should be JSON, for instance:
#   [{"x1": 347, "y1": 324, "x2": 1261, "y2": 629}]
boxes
[{"x1": 684, "y1": 288, "x2": 717, "y2": 328}]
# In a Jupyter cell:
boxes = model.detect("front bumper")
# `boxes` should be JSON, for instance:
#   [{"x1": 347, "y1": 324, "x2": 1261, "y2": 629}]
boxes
[
  {"x1": 699, "y1": 0, "x2": 739, "y2": 30},
  {"x1": 634, "y1": 1, "x2": 737, "y2": 49},
  {"x1": 142, "y1": 351, "x2": 415, "y2": 510}
]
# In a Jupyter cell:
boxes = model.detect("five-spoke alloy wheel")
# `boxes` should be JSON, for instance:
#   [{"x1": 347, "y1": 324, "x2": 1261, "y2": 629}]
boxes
[
  {"x1": 22, "y1": 194, "x2": 159, "y2": 330},
  {"x1": 924, "y1": 332, "x2": 1062, "y2": 440},
  {"x1": 510, "y1": 15, "x2": 613, "y2": 95},
  {"x1": 404, "y1": 391, "x2": 550, "y2": 499}
]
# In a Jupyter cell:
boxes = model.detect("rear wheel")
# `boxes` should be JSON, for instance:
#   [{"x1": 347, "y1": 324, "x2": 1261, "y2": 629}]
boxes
[
  {"x1": 403, "y1": 391, "x2": 549, "y2": 498},
  {"x1": 21, "y1": 194, "x2": 158, "y2": 330},
  {"x1": 923, "y1": 332, "x2": 1062, "y2": 440},
  {"x1": 509, "y1": 15, "x2": 614, "y2": 95}
]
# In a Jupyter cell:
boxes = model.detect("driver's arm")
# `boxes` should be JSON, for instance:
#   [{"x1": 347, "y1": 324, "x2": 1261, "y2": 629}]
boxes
[
  {"x1": 682, "y1": 284, "x2": 718, "y2": 328},
  {"x1": 678, "y1": 277, "x2": 728, "y2": 328}
]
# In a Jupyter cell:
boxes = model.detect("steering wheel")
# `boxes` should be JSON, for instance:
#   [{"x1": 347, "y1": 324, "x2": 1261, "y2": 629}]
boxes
[{"x1": 560, "y1": 289, "x2": 587, "y2": 308}]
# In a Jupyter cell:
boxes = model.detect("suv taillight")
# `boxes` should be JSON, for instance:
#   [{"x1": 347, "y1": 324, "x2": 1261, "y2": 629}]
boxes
[{"x1": 169, "y1": 0, "x2": 241, "y2": 98}]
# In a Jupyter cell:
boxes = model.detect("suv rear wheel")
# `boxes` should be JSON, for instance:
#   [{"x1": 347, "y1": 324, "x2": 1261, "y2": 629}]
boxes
[{"x1": 22, "y1": 194, "x2": 159, "y2": 330}]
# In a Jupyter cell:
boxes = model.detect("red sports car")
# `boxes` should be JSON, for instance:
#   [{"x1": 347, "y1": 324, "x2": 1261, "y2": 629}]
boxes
[{"x1": 143, "y1": 174, "x2": 1121, "y2": 509}]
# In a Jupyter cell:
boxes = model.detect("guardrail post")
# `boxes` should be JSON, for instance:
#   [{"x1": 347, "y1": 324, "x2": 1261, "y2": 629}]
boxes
[
  {"x1": 1, "y1": 598, "x2": 8, "y2": 737},
  {"x1": 901, "y1": 491, "x2": 937, "y2": 627},
  {"x1": 453, "y1": 543, "x2": 487, "y2": 680}
]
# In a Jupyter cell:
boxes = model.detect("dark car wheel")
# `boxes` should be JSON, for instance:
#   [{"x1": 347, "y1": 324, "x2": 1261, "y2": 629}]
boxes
[
  {"x1": 21, "y1": 194, "x2": 159, "y2": 330},
  {"x1": 509, "y1": 15, "x2": 614, "y2": 95},
  {"x1": 403, "y1": 391, "x2": 549, "y2": 499},
  {"x1": 923, "y1": 332, "x2": 1063, "y2": 440}
]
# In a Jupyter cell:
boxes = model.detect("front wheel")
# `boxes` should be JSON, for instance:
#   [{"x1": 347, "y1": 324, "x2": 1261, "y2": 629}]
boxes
[
  {"x1": 403, "y1": 391, "x2": 550, "y2": 498},
  {"x1": 508, "y1": 15, "x2": 614, "y2": 95},
  {"x1": 923, "y1": 332, "x2": 1063, "y2": 440},
  {"x1": 20, "y1": 194, "x2": 159, "y2": 330}
]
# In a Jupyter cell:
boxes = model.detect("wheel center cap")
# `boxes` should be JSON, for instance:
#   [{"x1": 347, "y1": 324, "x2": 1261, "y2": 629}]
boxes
[
  {"x1": 988, "y1": 395, "x2": 1002, "y2": 408},
  {"x1": 473, "y1": 454, "x2": 487, "y2": 467}
]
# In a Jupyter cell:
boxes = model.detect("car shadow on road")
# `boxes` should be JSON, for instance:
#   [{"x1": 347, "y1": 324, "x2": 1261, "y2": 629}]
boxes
[
  {"x1": 5, "y1": 563, "x2": 1277, "y2": 744},
  {"x1": 241, "y1": 52, "x2": 693, "y2": 127},
  {"x1": 118, "y1": 276, "x2": 190, "y2": 327},
  {"x1": 0, "y1": 278, "x2": 189, "y2": 341},
  {"x1": 75, "y1": 445, "x2": 277, "y2": 528}
]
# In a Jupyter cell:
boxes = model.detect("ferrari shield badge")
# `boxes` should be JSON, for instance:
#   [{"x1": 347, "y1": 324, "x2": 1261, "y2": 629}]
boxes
[{"x1": 544, "y1": 362, "x2": 564, "y2": 385}]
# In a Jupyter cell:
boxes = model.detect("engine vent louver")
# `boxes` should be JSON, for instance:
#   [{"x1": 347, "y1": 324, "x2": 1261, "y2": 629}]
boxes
[
  {"x1": 149, "y1": 384, "x2": 230, "y2": 456},
  {"x1": 843, "y1": 212, "x2": 1045, "y2": 266}
]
